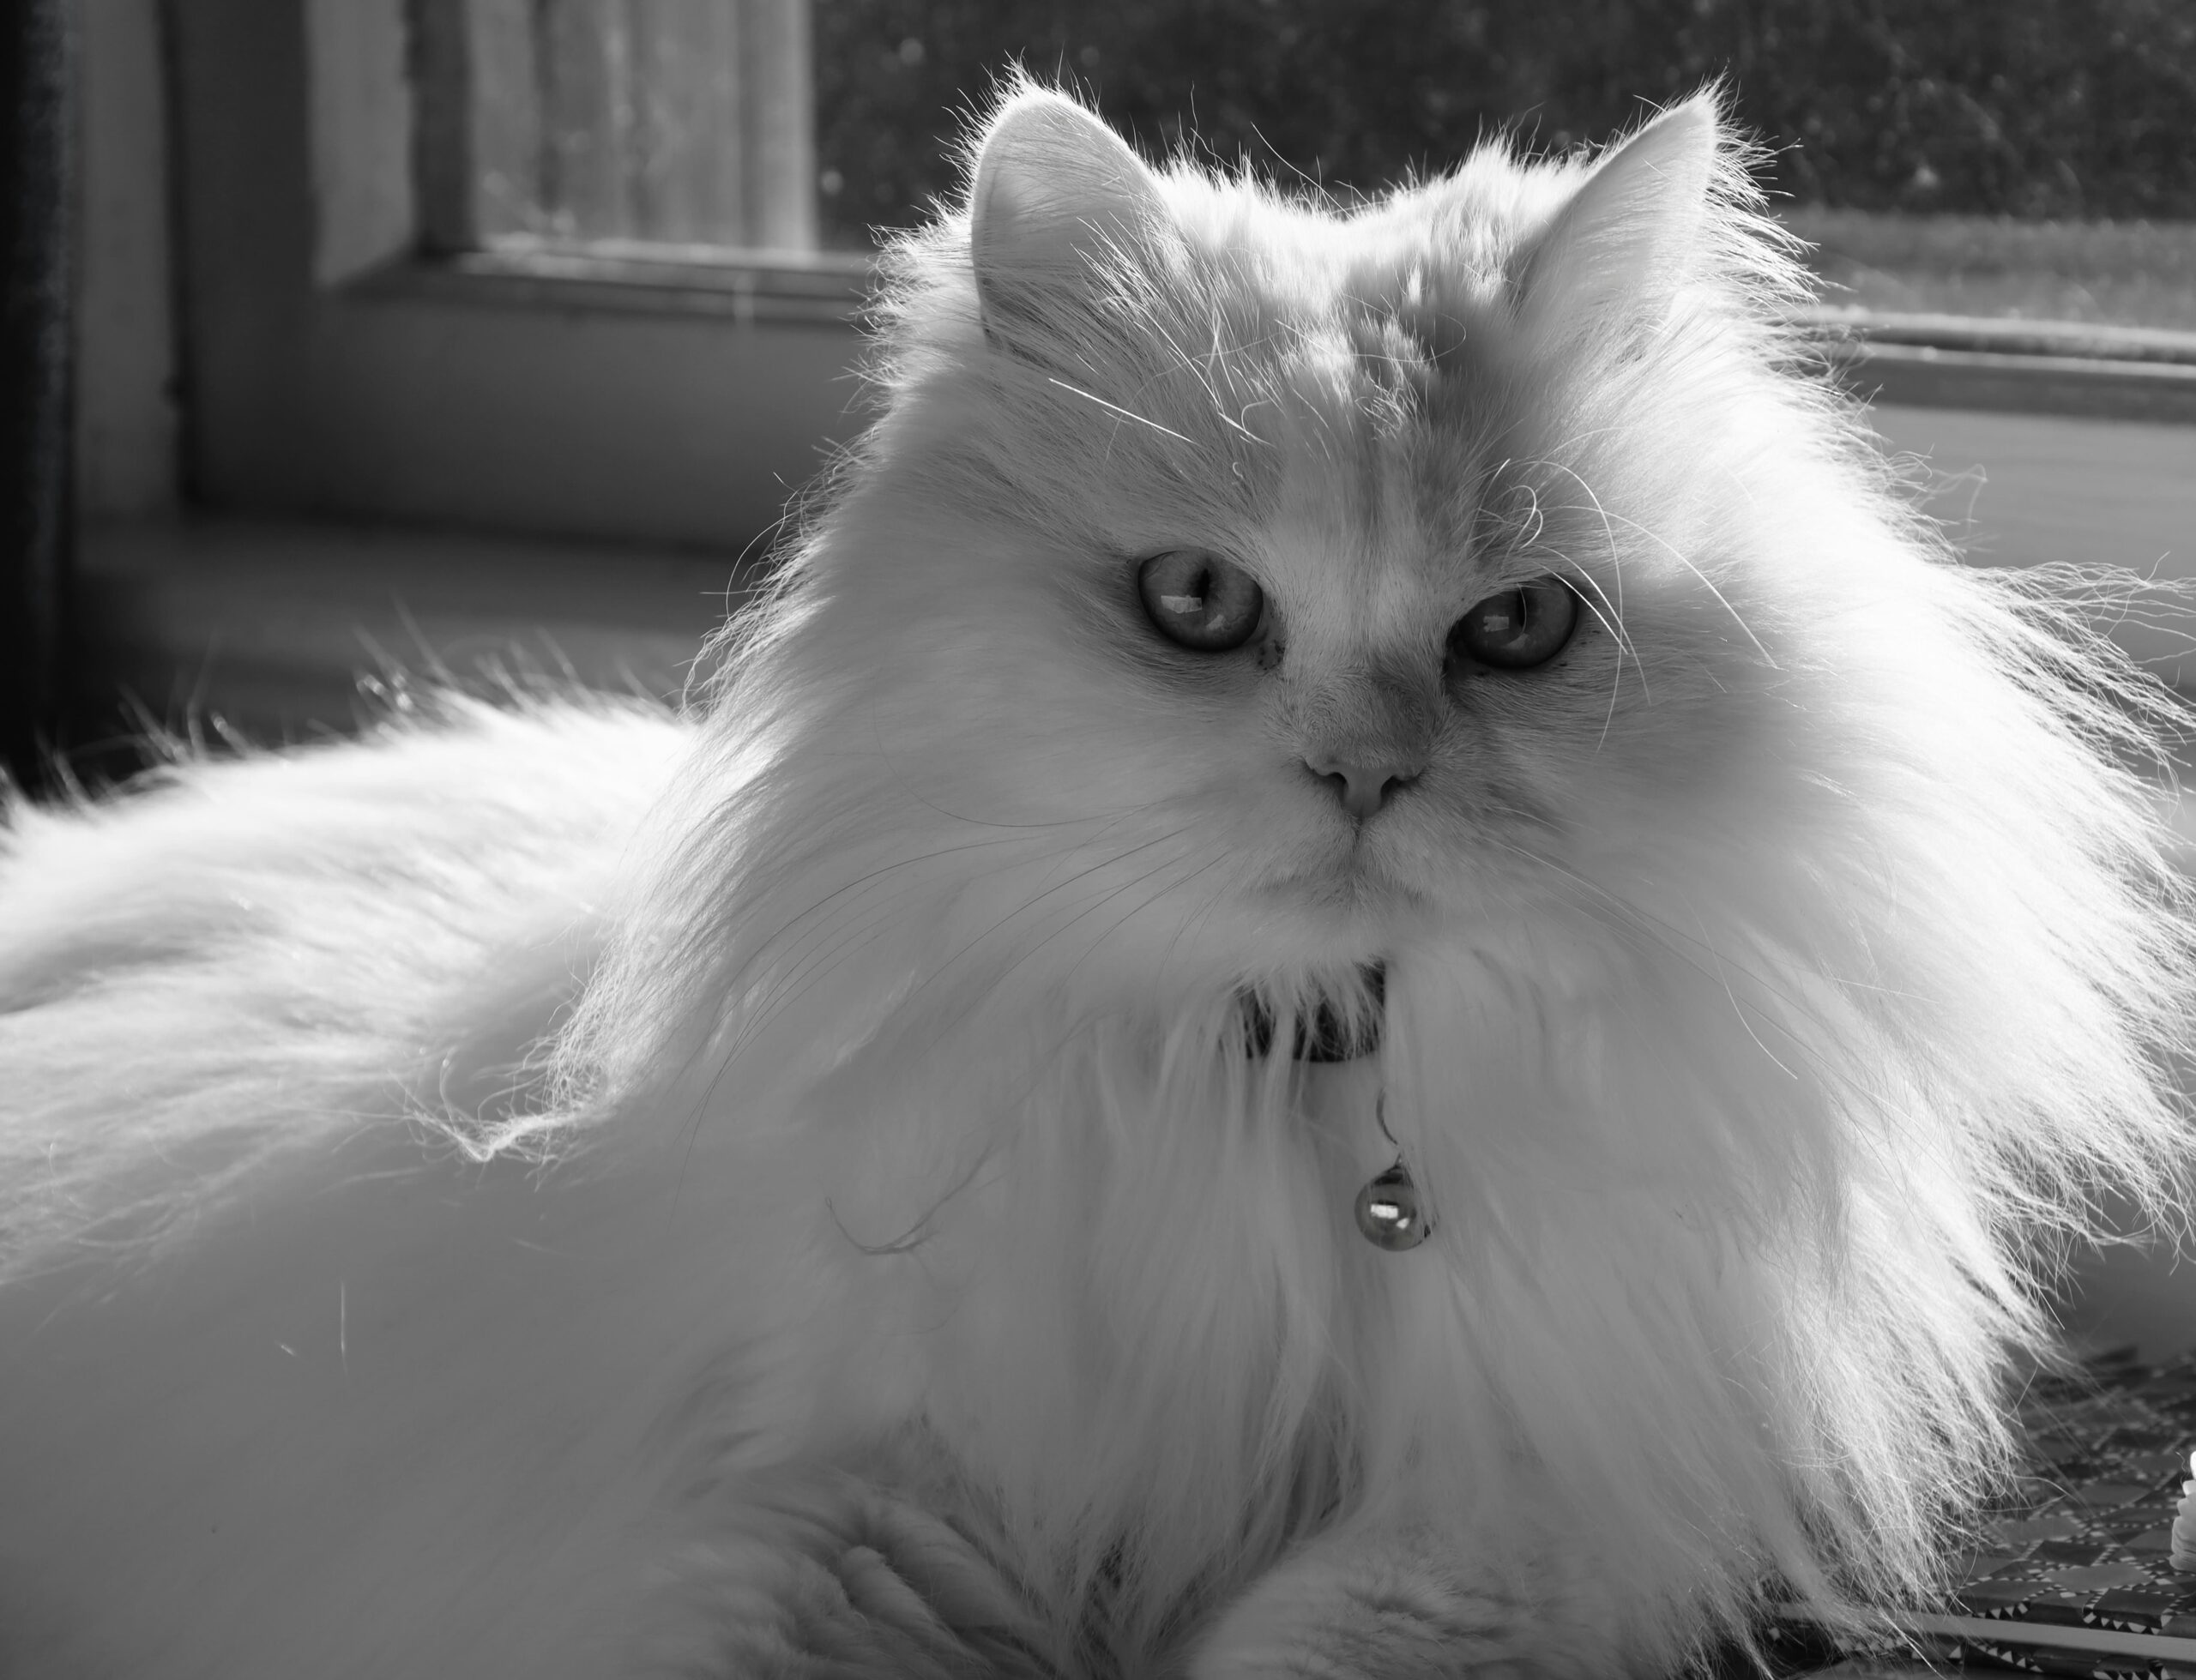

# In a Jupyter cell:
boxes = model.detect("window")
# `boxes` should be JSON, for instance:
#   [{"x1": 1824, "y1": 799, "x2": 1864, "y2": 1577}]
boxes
[
  {"x1": 72, "y1": 0, "x2": 2196, "y2": 726},
  {"x1": 71, "y1": 0, "x2": 870, "y2": 755},
  {"x1": 797, "y1": 1, "x2": 2196, "y2": 424},
  {"x1": 417, "y1": 0, "x2": 818, "y2": 256},
  {"x1": 134, "y1": 0, "x2": 863, "y2": 557}
]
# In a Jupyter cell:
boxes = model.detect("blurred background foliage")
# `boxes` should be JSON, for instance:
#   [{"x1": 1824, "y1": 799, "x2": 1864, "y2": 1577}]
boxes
[{"x1": 813, "y1": 0, "x2": 2196, "y2": 247}]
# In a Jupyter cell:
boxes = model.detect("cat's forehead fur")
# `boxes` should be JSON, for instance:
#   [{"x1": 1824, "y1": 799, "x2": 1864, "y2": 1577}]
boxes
[
  {"x1": 1135, "y1": 174, "x2": 1528, "y2": 561},
  {"x1": 968, "y1": 111, "x2": 1555, "y2": 549}
]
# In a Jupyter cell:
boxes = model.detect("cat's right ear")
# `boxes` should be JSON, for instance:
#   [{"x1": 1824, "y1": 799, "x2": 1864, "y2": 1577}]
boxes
[
  {"x1": 1513, "y1": 96, "x2": 1723, "y2": 351},
  {"x1": 968, "y1": 87, "x2": 1167, "y2": 341}
]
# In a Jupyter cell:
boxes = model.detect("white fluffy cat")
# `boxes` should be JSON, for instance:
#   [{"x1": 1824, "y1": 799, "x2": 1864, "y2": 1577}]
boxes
[{"x1": 3, "y1": 83, "x2": 2192, "y2": 1678}]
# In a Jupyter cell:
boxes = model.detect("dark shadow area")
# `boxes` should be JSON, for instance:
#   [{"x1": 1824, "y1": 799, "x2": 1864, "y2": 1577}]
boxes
[{"x1": 1, "y1": 0, "x2": 75, "y2": 798}]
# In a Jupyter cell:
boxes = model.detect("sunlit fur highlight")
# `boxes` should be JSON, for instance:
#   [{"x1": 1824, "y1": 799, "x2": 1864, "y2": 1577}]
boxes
[
  {"x1": 4, "y1": 81, "x2": 2193, "y2": 1677},
  {"x1": 0, "y1": 697, "x2": 681, "y2": 1268}
]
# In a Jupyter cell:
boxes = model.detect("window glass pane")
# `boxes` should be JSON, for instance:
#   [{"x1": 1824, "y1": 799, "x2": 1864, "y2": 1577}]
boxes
[
  {"x1": 811, "y1": 0, "x2": 2196, "y2": 333},
  {"x1": 437, "y1": 0, "x2": 817, "y2": 256}
]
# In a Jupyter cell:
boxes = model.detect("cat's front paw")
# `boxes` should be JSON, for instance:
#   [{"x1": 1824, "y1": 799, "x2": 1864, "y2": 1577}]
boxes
[
  {"x1": 646, "y1": 1468, "x2": 1065, "y2": 1679},
  {"x1": 1189, "y1": 1588, "x2": 1536, "y2": 1680},
  {"x1": 1188, "y1": 1529, "x2": 1610, "y2": 1680}
]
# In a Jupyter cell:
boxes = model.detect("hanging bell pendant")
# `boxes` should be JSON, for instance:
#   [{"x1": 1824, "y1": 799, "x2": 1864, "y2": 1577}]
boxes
[{"x1": 1354, "y1": 1159, "x2": 1433, "y2": 1251}]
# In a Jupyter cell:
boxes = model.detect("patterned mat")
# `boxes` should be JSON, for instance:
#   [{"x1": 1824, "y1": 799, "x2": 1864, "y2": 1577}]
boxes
[{"x1": 1778, "y1": 1348, "x2": 2196, "y2": 1677}]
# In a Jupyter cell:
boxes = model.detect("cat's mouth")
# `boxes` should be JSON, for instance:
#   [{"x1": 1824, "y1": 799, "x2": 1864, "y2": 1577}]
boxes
[
  {"x1": 1262, "y1": 827, "x2": 1429, "y2": 912},
  {"x1": 1240, "y1": 962, "x2": 1385, "y2": 1063}
]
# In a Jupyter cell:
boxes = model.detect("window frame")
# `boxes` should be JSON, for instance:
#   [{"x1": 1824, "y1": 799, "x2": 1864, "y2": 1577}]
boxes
[
  {"x1": 154, "y1": 0, "x2": 866, "y2": 556},
  {"x1": 122, "y1": 0, "x2": 2196, "y2": 550},
  {"x1": 1810, "y1": 310, "x2": 2196, "y2": 424},
  {"x1": 60, "y1": 0, "x2": 2196, "y2": 743},
  {"x1": 308, "y1": 0, "x2": 866, "y2": 313}
]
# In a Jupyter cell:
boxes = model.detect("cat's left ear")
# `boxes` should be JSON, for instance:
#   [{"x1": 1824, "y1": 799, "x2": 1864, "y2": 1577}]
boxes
[
  {"x1": 968, "y1": 87, "x2": 1169, "y2": 336},
  {"x1": 1514, "y1": 96, "x2": 1722, "y2": 346}
]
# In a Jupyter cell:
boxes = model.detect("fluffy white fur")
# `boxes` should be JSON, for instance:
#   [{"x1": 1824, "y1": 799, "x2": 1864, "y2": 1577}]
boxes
[{"x1": 3, "y1": 85, "x2": 2193, "y2": 1677}]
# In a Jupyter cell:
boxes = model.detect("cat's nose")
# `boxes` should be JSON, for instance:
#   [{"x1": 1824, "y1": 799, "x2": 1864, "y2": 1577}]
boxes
[{"x1": 1305, "y1": 750, "x2": 1424, "y2": 821}]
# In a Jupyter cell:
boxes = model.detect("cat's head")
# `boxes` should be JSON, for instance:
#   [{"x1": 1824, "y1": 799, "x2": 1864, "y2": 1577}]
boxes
[
  {"x1": 712, "y1": 84, "x2": 1891, "y2": 1009},
  {"x1": 573, "y1": 90, "x2": 2191, "y2": 1635},
  {"x1": 635, "y1": 84, "x2": 2178, "y2": 1226}
]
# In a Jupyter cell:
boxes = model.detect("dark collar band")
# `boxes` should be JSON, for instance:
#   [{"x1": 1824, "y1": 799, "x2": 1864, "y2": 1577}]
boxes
[{"x1": 1240, "y1": 963, "x2": 1385, "y2": 1063}]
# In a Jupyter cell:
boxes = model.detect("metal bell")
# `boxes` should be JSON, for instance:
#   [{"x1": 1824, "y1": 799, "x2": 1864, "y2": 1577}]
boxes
[{"x1": 1354, "y1": 1161, "x2": 1433, "y2": 1251}]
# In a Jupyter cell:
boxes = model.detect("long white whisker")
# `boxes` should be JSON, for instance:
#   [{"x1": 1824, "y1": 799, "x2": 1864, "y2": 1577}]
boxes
[
  {"x1": 1531, "y1": 460, "x2": 1628, "y2": 630},
  {"x1": 926, "y1": 837, "x2": 1207, "y2": 1046},
  {"x1": 1527, "y1": 457, "x2": 1774, "y2": 663},
  {"x1": 1047, "y1": 378, "x2": 1198, "y2": 447},
  {"x1": 907, "y1": 827, "x2": 1203, "y2": 1016},
  {"x1": 1674, "y1": 889, "x2": 1801, "y2": 1081},
  {"x1": 1601, "y1": 505, "x2": 1776, "y2": 665},
  {"x1": 1478, "y1": 833, "x2": 1874, "y2": 1063}
]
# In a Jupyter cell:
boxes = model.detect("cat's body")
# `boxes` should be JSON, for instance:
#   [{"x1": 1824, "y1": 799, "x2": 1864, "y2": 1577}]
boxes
[
  {"x1": 0, "y1": 705, "x2": 698, "y2": 1675},
  {"x1": 4, "y1": 87, "x2": 2193, "y2": 1677}
]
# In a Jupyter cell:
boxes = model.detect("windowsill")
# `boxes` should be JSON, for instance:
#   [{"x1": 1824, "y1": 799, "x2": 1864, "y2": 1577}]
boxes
[
  {"x1": 73, "y1": 516, "x2": 745, "y2": 747},
  {"x1": 359, "y1": 244, "x2": 872, "y2": 325},
  {"x1": 1800, "y1": 310, "x2": 2196, "y2": 364},
  {"x1": 73, "y1": 386, "x2": 2196, "y2": 755},
  {"x1": 353, "y1": 246, "x2": 2196, "y2": 419},
  {"x1": 1804, "y1": 308, "x2": 2196, "y2": 423}
]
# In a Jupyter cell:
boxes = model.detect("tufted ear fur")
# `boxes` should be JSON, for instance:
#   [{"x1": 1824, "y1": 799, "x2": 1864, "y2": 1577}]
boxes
[
  {"x1": 1515, "y1": 97, "x2": 1722, "y2": 346},
  {"x1": 968, "y1": 87, "x2": 1169, "y2": 335}
]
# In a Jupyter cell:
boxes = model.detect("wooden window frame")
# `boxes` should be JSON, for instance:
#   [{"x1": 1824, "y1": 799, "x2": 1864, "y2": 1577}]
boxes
[
  {"x1": 85, "y1": 3, "x2": 2196, "y2": 587},
  {"x1": 57, "y1": 0, "x2": 2196, "y2": 748},
  {"x1": 307, "y1": 0, "x2": 866, "y2": 310},
  {"x1": 146, "y1": 0, "x2": 866, "y2": 557}
]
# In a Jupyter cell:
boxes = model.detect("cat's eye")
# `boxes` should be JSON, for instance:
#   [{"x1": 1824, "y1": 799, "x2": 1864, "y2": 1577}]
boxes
[
  {"x1": 1136, "y1": 550, "x2": 1264, "y2": 653},
  {"x1": 1448, "y1": 579, "x2": 1579, "y2": 671}
]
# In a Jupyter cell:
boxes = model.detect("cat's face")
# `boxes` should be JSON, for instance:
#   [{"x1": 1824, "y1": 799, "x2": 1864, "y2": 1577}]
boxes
[{"x1": 792, "y1": 88, "x2": 1844, "y2": 991}]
